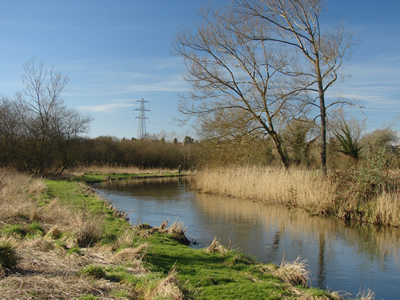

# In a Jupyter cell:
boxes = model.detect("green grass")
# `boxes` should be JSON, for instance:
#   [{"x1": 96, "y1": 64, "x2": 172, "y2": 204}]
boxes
[
  {"x1": 0, "y1": 222, "x2": 44, "y2": 238},
  {"x1": 79, "y1": 265, "x2": 108, "y2": 279},
  {"x1": 144, "y1": 233, "x2": 295, "y2": 299},
  {"x1": 0, "y1": 224, "x2": 26, "y2": 237}
]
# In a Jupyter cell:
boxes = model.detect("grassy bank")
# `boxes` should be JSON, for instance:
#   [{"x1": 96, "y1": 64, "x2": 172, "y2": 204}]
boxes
[
  {"x1": 0, "y1": 169, "x2": 346, "y2": 299},
  {"x1": 64, "y1": 165, "x2": 186, "y2": 183},
  {"x1": 194, "y1": 166, "x2": 400, "y2": 227}
]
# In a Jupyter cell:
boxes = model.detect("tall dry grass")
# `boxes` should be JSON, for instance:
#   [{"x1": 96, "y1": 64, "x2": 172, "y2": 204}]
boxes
[
  {"x1": 0, "y1": 169, "x2": 104, "y2": 248},
  {"x1": 0, "y1": 169, "x2": 46, "y2": 224},
  {"x1": 274, "y1": 256, "x2": 310, "y2": 288},
  {"x1": 374, "y1": 192, "x2": 400, "y2": 226},
  {"x1": 195, "y1": 166, "x2": 337, "y2": 215},
  {"x1": 0, "y1": 169, "x2": 149, "y2": 298},
  {"x1": 194, "y1": 166, "x2": 400, "y2": 227}
]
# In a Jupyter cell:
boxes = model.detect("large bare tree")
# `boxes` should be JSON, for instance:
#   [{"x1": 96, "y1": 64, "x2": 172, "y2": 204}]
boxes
[
  {"x1": 235, "y1": 0, "x2": 352, "y2": 174},
  {"x1": 175, "y1": 6, "x2": 305, "y2": 168},
  {"x1": 176, "y1": 0, "x2": 351, "y2": 172}
]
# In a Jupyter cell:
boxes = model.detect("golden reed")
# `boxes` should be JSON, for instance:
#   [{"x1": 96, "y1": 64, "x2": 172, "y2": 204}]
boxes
[{"x1": 194, "y1": 166, "x2": 400, "y2": 227}]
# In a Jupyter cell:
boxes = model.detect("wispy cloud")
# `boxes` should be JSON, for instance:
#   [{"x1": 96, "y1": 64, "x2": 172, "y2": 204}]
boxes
[
  {"x1": 77, "y1": 100, "x2": 136, "y2": 113},
  {"x1": 333, "y1": 57, "x2": 400, "y2": 110},
  {"x1": 126, "y1": 78, "x2": 188, "y2": 93}
]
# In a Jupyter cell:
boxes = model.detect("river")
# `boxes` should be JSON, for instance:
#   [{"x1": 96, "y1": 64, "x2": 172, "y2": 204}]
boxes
[{"x1": 94, "y1": 177, "x2": 400, "y2": 299}]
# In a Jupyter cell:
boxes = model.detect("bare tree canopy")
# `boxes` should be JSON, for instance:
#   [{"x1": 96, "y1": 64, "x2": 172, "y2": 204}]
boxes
[
  {"x1": 235, "y1": 0, "x2": 352, "y2": 173},
  {"x1": 175, "y1": 5, "x2": 304, "y2": 168},
  {"x1": 1, "y1": 59, "x2": 92, "y2": 174},
  {"x1": 175, "y1": 0, "x2": 352, "y2": 172}
]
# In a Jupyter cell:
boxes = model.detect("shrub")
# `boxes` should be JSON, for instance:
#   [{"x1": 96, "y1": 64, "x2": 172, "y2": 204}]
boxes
[
  {"x1": 0, "y1": 242, "x2": 18, "y2": 269},
  {"x1": 336, "y1": 150, "x2": 399, "y2": 203}
]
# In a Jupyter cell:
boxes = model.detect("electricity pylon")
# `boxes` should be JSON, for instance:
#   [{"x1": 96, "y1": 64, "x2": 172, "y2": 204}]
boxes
[{"x1": 135, "y1": 99, "x2": 150, "y2": 139}]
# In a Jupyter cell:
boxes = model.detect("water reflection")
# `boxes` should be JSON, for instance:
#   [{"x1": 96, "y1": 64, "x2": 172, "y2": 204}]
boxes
[{"x1": 94, "y1": 177, "x2": 400, "y2": 299}]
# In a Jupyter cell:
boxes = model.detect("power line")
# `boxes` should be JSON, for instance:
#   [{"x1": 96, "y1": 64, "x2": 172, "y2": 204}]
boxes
[{"x1": 135, "y1": 98, "x2": 150, "y2": 139}]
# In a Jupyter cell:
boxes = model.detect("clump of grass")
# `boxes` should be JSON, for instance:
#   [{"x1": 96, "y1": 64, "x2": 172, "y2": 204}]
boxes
[
  {"x1": 356, "y1": 288, "x2": 375, "y2": 300},
  {"x1": 0, "y1": 242, "x2": 18, "y2": 270},
  {"x1": 227, "y1": 254, "x2": 256, "y2": 266},
  {"x1": 145, "y1": 265, "x2": 184, "y2": 300},
  {"x1": 273, "y1": 256, "x2": 310, "y2": 287},
  {"x1": 75, "y1": 214, "x2": 104, "y2": 247},
  {"x1": 28, "y1": 179, "x2": 48, "y2": 196},
  {"x1": 114, "y1": 243, "x2": 148, "y2": 262},
  {"x1": 45, "y1": 225, "x2": 63, "y2": 239},
  {"x1": 111, "y1": 229, "x2": 136, "y2": 250},
  {"x1": 67, "y1": 246, "x2": 82, "y2": 256},
  {"x1": 79, "y1": 265, "x2": 108, "y2": 279},
  {"x1": 151, "y1": 220, "x2": 191, "y2": 245},
  {"x1": 165, "y1": 221, "x2": 190, "y2": 245},
  {"x1": 205, "y1": 237, "x2": 229, "y2": 253},
  {"x1": 30, "y1": 238, "x2": 54, "y2": 252},
  {"x1": 27, "y1": 221, "x2": 44, "y2": 236}
]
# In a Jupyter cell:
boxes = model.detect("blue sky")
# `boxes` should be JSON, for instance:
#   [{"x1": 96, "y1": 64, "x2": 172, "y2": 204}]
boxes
[{"x1": 0, "y1": 0, "x2": 399, "y2": 140}]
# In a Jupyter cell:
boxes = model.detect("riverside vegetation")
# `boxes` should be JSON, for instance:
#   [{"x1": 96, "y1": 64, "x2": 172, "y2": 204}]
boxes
[
  {"x1": 195, "y1": 157, "x2": 400, "y2": 228},
  {"x1": 0, "y1": 168, "x2": 352, "y2": 299}
]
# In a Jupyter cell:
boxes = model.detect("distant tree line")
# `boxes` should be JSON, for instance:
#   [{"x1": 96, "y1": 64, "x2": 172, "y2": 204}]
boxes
[
  {"x1": 77, "y1": 136, "x2": 198, "y2": 170},
  {"x1": 0, "y1": 60, "x2": 202, "y2": 173}
]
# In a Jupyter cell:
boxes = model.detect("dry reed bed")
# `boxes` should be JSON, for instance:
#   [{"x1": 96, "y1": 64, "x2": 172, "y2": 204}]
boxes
[
  {"x1": 195, "y1": 166, "x2": 400, "y2": 227},
  {"x1": 195, "y1": 166, "x2": 336, "y2": 212}
]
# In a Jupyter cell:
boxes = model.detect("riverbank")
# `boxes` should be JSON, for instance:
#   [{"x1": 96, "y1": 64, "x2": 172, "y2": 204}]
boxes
[
  {"x1": 194, "y1": 166, "x2": 400, "y2": 227},
  {"x1": 63, "y1": 165, "x2": 187, "y2": 184},
  {"x1": 0, "y1": 169, "x2": 345, "y2": 299}
]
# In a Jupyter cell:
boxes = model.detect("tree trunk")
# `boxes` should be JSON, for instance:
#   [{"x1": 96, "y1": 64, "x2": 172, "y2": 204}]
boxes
[
  {"x1": 320, "y1": 96, "x2": 327, "y2": 176},
  {"x1": 271, "y1": 131, "x2": 290, "y2": 169},
  {"x1": 316, "y1": 62, "x2": 327, "y2": 176}
]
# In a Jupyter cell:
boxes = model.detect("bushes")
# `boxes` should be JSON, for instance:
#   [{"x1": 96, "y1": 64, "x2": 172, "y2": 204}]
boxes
[
  {"x1": 332, "y1": 150, "x2": 400, "y2": 225},
  {"x1": 337, "y1": 150, "x2": 396, "y2": 202},
  {"x1": 0, "y1": 242, "x2": 18, "y2": 270}
]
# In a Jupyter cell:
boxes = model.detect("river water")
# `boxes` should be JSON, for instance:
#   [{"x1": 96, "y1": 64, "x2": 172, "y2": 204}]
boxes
[{"x1": 94, "y1": 177, "x2": 400, "y2": 299}]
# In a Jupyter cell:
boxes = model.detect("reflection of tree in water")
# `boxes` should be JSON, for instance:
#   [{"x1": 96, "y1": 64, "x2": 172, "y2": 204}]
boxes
[
  {"x1": 270, "y1": 226, "x2": 285, "y2": 262},
  {"x1": 318, "y1": 232, "x2": 326, "y2": 289},
  {"x1": 96, "y1": 177, "x2": 189, "y2": 200}
]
